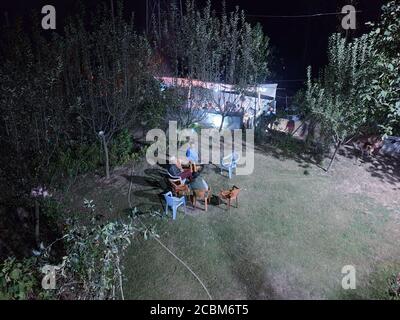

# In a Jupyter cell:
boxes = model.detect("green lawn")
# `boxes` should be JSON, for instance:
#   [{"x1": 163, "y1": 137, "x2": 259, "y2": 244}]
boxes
[{"x1": 67, "y1": 143, "x2": 400, "y2": 299}]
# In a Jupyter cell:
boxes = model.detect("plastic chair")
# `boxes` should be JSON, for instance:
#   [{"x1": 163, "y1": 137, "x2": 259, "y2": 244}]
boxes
[
  {"x1": 220, "y1": 152, "x2": 240, "y2": 179},
  {"x1": 166, "y1": 170, "x2": 186, "y2": 184},
  {"x1": 164, "y1": 191, "x2": 186, "y2": 220},
  {"x1": 218, "y1": 186, "x2": 240, "y2": 209},
  {"x1": 169, "y1": 178, "x2": 190, "y2": 197}
]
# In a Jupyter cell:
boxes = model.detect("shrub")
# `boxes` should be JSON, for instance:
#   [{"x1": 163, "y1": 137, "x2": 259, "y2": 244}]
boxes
[
  {"x1": 0, "y1": 257, "x2": 42, "y2": 300},
  {"x1": 388, "y1": 273, "x2": 400, "y2": 300},
  {"x1": 109, "y1": 129, "x2": 133, "y2": 166},
  {"x1": 41, "y1": 199, "x2": 143, "y2": 300},
  {"x1": 50, "y1": 143, "x2": 102, "y2": 179}
]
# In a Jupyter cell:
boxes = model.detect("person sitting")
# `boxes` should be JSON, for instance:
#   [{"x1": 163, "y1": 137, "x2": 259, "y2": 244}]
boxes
[
  {"x1": 168, "y1": 156, "x2": 193, "y2": 180},
  {"x1": 189, "y1": 172, "x2": 211, "y2": 210},
  {"x1": 189, "y1": 172, "x2": 208, "y2": 191}
]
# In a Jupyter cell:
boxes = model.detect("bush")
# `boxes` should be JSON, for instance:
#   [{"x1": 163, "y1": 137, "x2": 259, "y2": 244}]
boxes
[
  {"x1": 109, "y1": 129, "x2": 134, "y2": 166},
  {"x1": 50, "y1": 143, "x2": 102, "y2": 179},
  {"x1": 50, "y1": 129, "x2": 135, "y2": 180},
  {"x1": 388, "y1": 273, "x2": 400, "y2": 300},
  {"x1": 43, "y1": 199, "x2": 143, "y2": 300},
  {"x1": 0, "y1": 199, "x2": 152, "y2": 300},
  {"x1": 0, "y1": 257, "x2": 43, "y2": 300}
]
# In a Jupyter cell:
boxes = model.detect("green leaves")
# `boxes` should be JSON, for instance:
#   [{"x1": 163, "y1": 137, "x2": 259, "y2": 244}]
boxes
[
  {"x1": 364, "y1": 1, "x2": 400, "y2": 135},
  {"x1": 305, "y1": 1, "x2": 400, "y2": 142},
  {"x1": 153, "y1": 0, "x2": 270, "y2": 86},
  {"x1": 0, "y1": 257, "x2": 39, "y2": 300},
  {"x1": 9, "y1": 268, "x2": 21, "y2": 280}
]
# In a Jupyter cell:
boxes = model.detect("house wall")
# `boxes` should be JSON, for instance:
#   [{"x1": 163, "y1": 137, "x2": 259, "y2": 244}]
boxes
[
  {"x1": 200, "y1": 112, "x2": 243, "y2": 130},
  {"x1": 380, "y1": 136, "x2": 400, "y2": 158}
]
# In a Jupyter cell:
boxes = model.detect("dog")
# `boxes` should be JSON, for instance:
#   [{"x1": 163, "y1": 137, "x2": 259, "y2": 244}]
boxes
[{"x1": 352, "y1": 135, "x2": 383, "y2": 158}]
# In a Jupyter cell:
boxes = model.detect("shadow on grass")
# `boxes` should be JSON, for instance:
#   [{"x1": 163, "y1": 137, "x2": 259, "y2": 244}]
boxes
[
  {"x1": 209, "y1": 218, "x2": 282, "y2": 299},
  {"x1": 339, "y1": 146, "x2": 400, "y2": 186},
  {"x1": 255, "y1": 132, "x2": 326, "y2": 171},
  {"x1": 257, "y1": 132, "x2": 400, "y2": 185},
  {"x1": 131, "y1": 189, "x2": 165, "y2": 207}
]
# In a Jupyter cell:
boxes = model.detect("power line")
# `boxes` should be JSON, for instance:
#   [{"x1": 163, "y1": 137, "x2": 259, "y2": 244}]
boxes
[
  {"x1": 246, "y1": 10, "x2": 362, "y2": 19},
  {"x1": 272, "y1": 79, "x2": 306, "y2": 82}
]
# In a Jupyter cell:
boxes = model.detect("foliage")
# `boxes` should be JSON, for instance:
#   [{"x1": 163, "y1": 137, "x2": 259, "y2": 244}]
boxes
[
  {"x1": 41, "y1": 199, "x2": 142, "y2": 300},
  {"x1": 49, "y1": 143, "x2": 102, "y2": 180},
  {"x1": 0, "y1": 257, "x2": 42, "y2": 300},
  {"x1": 44, "y1": 200, "x2": 162, "y2": 300},
  {"x1": 152, "y1": 0, "x2": 271, "y2": 129},
  {"x1": 0, "y1": 18, "x2": 65, "y2": 200},
  {"x1": 48, "y1": 129, "x2": 137, "y2": 182},
  {"x1": 388, "y1": 272, "x2": 400, "y2": 300},
  {"x1": 0, "y1": 1, "x2": 170, "y2": 198},
  {"x1": 362, "y1": 1, "x2": 400, "y2": 136},
  {"x1": 62, "y1": 2, "x2": 161, "y2": 178},
  {"x1": 1, "y1": 199, "x2": 161, "y2": 300},
  {"x1": 302, "y1": 2, "x2": 400, "y2": 170},
  {"x1": 305, "y1": 33, "x2": 374, "y2": 147},
  {"x1": 109, "y1": 129, "x2": 134, "y2": 166}
]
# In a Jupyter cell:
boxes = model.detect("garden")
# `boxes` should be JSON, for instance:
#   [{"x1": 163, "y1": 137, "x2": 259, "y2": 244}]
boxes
[{"x1": 0, "y1": 0, "x2": 399, "y2": 300}]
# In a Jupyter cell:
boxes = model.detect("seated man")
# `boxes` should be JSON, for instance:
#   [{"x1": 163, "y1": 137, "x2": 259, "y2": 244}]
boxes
[
  {"x1": 189, "y1": 172, "x2": 208, "y2": 191},
  {"x1": 168, "y1": 156, "x2": 193, "y2": 180},
  {"x1": 189, "y1": 172, "x2": 210, "y2": 210}
]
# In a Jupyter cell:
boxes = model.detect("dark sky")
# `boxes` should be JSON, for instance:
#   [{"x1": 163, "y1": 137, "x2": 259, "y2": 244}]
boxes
[{"x1": 0, "y1": 0, "x2": 386, "y2": 94}]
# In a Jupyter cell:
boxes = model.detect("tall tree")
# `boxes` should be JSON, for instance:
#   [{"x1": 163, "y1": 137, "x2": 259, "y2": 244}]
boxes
[
  {"x1": 63, "y1": 3, "x2": 160, "y2": 179},
  {"x1": 305, "y1": 33, "x2": 374, "y2": 171},
  {"x1": 152, "y1": 0, "x2": 271, "y2": 130},
  {"x1": 362, "y1": 0, "x2": 400, "y2": 136}
]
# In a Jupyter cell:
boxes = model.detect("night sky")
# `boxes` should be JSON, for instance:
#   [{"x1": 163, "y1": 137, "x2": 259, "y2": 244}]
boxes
[{"x1": 0, "y1": 0, "x2": 386, "y2": 95}]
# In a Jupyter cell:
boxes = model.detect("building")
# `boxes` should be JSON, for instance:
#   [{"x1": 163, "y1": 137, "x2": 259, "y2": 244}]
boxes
[{"x1": 157, "y1": 77, "x2": 278, "y2": 129}]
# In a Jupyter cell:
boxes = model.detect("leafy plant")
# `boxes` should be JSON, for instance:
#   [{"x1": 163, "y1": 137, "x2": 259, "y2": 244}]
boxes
[
  {"x1": 43, "y1": 199, "x2": 145, "y2": 300},
  {"x1": 388, "y1": 272, "x2": 400, "y2": 300},
  {"x1": 109, "y1": 129, "x2": 134, "y2": 166},
  {"x1": 49, "y1": 143, "x2": 101, "y2": 179},
  {"x1": 363, "y1": 1, "x2": 400, "y2": 136},
  {"x1": 0, "y1": 257, "x2": 39, "y2": 300},
  {"x1": 305, "y1": 32, "x2": 374, "y2": 171}
]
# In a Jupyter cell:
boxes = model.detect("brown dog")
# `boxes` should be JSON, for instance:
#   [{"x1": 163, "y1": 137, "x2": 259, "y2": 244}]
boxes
[{"x1": 352, "y1": 135, "x2": 383, "y2": 157}]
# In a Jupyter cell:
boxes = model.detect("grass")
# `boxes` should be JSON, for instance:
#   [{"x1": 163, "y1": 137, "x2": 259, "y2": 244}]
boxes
[{"x1": 66, "y1": 142, "x2": 400, "y2": 299}]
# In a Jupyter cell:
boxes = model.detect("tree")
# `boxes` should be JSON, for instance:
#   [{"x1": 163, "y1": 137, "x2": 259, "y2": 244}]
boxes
[
  {"x1": 152, "y1": 0, "x2": 271, "y2": 130},
  {"x1": 305, "y1": 33, "x2": 374, "y2": 171},
  {"x1": 165, "y1": 85, "x2": 208, "y2": 129},
  {"x1": 304, "y1": 2, "x2": 400, "y2": 171},
  {"x1": 362, "y1": 1, "x2": 400, "y2": 136},
  {"x1": 62, "y1": 3, "x2": 160, "y2": 179},
  {"x1": 0, "y1": 17, "x2": 65, "y2": 200}
]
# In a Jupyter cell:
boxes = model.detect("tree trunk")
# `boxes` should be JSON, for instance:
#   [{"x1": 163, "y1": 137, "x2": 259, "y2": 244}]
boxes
[
  {"x1": 101, "y1": 135, "x2": 110, "y2": 179},
  {"x1": 34, "y1": 200, "x2": 40, "y2": 247},
  {"x1": 218, "y1": 115, "x2": 225, "y2": 132},
  {"x1": 290, "y1": 119, "x2": 306, "y2": 137},
  {"x1": 326, "y1": 140, "x2": 341, "y2": 172}
]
